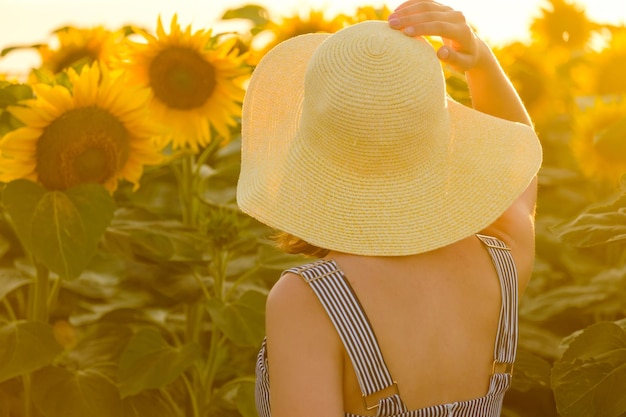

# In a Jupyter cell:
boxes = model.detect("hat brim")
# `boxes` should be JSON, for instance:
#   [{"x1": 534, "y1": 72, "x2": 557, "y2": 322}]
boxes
[{"x1": 238, "y1": 30, "x2": 542, "y2": 256}]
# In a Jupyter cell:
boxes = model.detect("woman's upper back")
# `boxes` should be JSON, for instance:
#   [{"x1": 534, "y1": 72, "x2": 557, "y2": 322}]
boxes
[{"x1": 260, "y1": 233, "x2": 527, "y2": 417}]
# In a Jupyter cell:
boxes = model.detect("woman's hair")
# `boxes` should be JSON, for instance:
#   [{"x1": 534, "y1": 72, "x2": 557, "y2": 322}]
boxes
[{"x1": 273, "y1": 232, "x2": 330, "y2": 258}]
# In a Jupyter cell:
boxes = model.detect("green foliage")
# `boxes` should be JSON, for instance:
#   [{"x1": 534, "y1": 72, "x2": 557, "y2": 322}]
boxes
[
  {"x1": 1, "y1": 2, "x2": 625, "y2": 417},
  {"x1": 31, "y1": 366, "x2": 122, "y2": 417},
  {"x1": 0, "y1": 81, "x2": 32, "y2": 136},
  {"x1": 0, "y1": 321, "x2": 62, "y2": 383},
  {"x1": 207, "y1": 289, "x2": 266, "y2": 347},
  {"x1": 553, "y1": 191, "x2": 626, "y2": 247},
  {"x1": 222, "y1": 5, "x2": 270, "y2": 27},
  {"x1": 552, "y1": 321, "x2": 626, "y2": 417},
  {"x1": 2, "y1": 180, "x2": 115, "y2": 279},
  {"x1": 118, "y1": 327, "x2": 201, "y2": 397},
  {"x1": 0, "y1": 131, "x2": 293, "y2": 416}
]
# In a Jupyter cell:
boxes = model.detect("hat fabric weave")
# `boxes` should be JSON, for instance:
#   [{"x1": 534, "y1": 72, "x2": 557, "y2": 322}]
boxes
[{"x1": 237, "y1": 20, "x2": 542, "y2": 256}]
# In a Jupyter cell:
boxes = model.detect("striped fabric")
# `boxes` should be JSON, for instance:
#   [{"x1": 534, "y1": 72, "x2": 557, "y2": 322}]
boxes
[{"x1": 255, "y1": 234, "x2": 518, "y2": 417}]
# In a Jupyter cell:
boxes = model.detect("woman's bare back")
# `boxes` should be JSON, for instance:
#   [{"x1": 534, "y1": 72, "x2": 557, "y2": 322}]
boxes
[{"x1": 328, "y1": 234, "x2": 525, "y2": 414}]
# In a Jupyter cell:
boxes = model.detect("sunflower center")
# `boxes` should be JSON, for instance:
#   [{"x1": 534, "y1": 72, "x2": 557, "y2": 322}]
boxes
[
  {"x1": 149, "y1": 46, "x2": 216, "y2": 110},
  {"x1": 36, "y1": 106, "x2": 130, "y2": 190}
]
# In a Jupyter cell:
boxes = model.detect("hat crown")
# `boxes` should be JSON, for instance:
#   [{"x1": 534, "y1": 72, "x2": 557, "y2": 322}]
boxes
[
  {"x1": 237, "y1": 20, "x2": 541, "y2": 256},
  {"x1": 298, "y1": 21, "x2": 450, "y2": 172}
]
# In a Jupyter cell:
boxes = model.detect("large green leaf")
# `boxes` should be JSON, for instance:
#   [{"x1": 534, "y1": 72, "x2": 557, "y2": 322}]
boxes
[
  {"x1": 0, "y1": 321, "x2": 62, "y2": 383},
  {"x1": 118, "y1": 327, "x2": 200, "y2": 398},
  {"x1": 553, "y1": 192, "x2": 626, "y2": 247},
  {"x1": 103, "y1": 208, "x2": 211, "y2": 263},
  {"x1": 207, "y1": 289, "x2": 266, "y2": 347},
  {"x1": 521, "y1": 267, "x2": 626, "y2": 323},
  {"x1": 510, "y1": 348, "x2": 552, "y2": 392},
  {"x1": 551, "y1": 321, "x2": 626, "y2": 417},
  {"x1": 2, "y1": 180, "x2": 115, "y2": 279},
  {"x1": 1, "y1": 179, "x2": 45, "y2": 252},
  {"x1": 121, "y1": 390, "x2": 180, "y2": 417},
  {"x1": 235, "y1": 379, "x2": 258, "y2": 417},
  {"x1": 0, "y1": 268, "x2": 30, "y2": 301},
  {"x1": 66, "y1": 322, "x2": 135, "y2": 370},
  {"x1": 31, "y1": 366, "x2": 122, "y2": 417}
]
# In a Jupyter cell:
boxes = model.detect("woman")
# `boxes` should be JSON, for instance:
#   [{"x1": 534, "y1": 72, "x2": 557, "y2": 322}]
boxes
[{"x1": 236, "y1": 1, "x2": 542, "y2": 416}]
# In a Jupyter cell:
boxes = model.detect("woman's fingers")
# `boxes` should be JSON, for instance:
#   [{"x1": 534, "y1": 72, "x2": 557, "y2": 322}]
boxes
[
  {"x1": 394, "y1": 0, "x2": 451, "y2": 13},
  {"x1": 388, "y1": 0, "x2": 479, "y2": 71}
]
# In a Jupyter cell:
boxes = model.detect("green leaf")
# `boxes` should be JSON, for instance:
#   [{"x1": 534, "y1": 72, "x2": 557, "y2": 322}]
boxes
[
  {"x1": 221, "y1": 5, "x2": 270, "y2": 26},
  {"x1": 553, "y1": 191, "x2": 626, "y2": 247},
  {"x1": 103, "y1": 209, "x2": 211, "y2": 263},
  {"x1": 67, "y1": 323, "x2": 135, "y2": 369},
  {"x1": 510, "y1": 348, "x2": 552, "y2": 392},
  {"x1": 2, "y1": 180, "x2": 115, "y2": 279},
  {"x1": 551, "y1": 321, "x2": 626, "y2": 417},
  {"x1": 207, "y1": 290, "x2": 266, "y2": 347},
  {"x1": 235, "y1": 379, "x2": 258, "y2": 417},
  {"x1": 118, "y1": 327, "x2": 200, "y2": 398},
  {"x1": 520, "y1": 284, "x2": 609, "y2": 322},
  {"x1": 0, "y1": 268, "x2": 30, "y2": 301},
  {"x1": 0, "y1": 321, "x2": 63, "y2": 383},
  {"x1": 2, "y1": 179, "x2": 46, "y2": 251},
  {"x1": 31, "y1": 366, "x2": 122, "y2": 417},
  {"x1": 1, "y1": 44, "x2": 42, "y2": 58},
  {"x1": 121, "y1": 390, "x2": 180, "y2": 417},
  {"x1": 0, "y1": 83, "x2": 33, "y2": 107}
]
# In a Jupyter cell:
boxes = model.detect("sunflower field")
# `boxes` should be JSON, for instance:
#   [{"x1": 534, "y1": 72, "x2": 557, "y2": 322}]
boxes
[{"x1": 0, "y1": 0, "x2": 625, "y2": 416}]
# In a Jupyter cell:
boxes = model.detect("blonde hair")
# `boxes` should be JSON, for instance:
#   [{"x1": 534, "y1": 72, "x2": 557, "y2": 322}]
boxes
[{"x1": 273, "y1": 232, "x2": 329, "y2": 258}]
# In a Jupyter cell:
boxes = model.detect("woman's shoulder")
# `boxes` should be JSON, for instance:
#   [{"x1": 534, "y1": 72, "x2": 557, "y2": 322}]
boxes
[
  {"x1": 266, "y1": 265, "x2": 331, "y2": 327},
  {"x1": 267, "y1": 270, "x2": 312, "y2": 311}
]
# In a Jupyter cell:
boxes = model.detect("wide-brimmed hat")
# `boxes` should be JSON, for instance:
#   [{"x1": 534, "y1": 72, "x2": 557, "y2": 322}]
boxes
[{"x1": 237, "y1": 20, "x2": 542, "y2": 256}]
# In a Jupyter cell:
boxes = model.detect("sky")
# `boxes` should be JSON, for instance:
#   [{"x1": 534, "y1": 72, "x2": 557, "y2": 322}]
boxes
[{"x1": 0, "y1": 0, "x2": 625, "y2": 75}]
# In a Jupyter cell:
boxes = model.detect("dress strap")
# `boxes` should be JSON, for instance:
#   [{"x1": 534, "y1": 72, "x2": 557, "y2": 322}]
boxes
[
  {"x1": 286, "y1": 259, "x2": 407, "y2": 415},
  {"x1": 476, "y1": 234, "x2": 519, "y2": 374}
]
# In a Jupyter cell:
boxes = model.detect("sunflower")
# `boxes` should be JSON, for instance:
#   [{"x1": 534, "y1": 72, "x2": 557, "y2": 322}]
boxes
[
  {"x1": 530, "y1": 0, "x2": 595, "y2": 50},
  {"x1": 252, "y1": 9, "x2": 347, "y2": 63},
  {"x1": 36, "y1": 26, "x2": 124, "y2": 74},
  {"x1": 580, "y1": 29, "x2": 626, "y2": 96},
  {"x1": 571, "y1": 97, "x2": 626, "y2": 183},
  {"x1": 494, "y1": 42, "x2": 566, "y2": 126},
  {"x1": 350, "y1": 5, "x2": 392, "y2": 23},
  {"x1": 121, "y1": 15, "x2": 249, "y2": 152},
  {"x1": 0, "y1": 63, "x2": 162, "y2": 192}
]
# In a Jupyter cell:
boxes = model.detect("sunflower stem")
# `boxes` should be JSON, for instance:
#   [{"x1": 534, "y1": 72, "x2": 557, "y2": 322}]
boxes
[
  {"x1": 30, "y1": 259, "x2": 49, "y2": 322},
  {"x1": 180, "y1": 155, "x2": 193, "y2": 226},
  {"x1": 47, "y1": 276, "x2": 62, "y2": 314},
  {"x1": 185, "y1": 302, "x2": 203, "y2": 347},
  {"x1": 203, "y1": 247, "x2": 227, "y2": 398},
  {"x1": 182, "y1": 373, "x2": 201, "y2": 417},
  {"x1": 184, "y1": 301, "x2": 205, "y2": 414},
  {"x1": 204, "y1": 332, "x2": 224, "y2": 405},
  {"x1": 22, "y1": 374, "x2": 33, "y2": 417},
  {"x1": 193, "y1": 139, "x2": 219, "y2": 176},
  {"x1": 2, "y1": 298, "x2": 17, "y2": 322}
]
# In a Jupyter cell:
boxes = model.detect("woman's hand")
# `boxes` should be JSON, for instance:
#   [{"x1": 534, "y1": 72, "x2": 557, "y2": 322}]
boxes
[
  {"x1": 388, "y1": 1, "x2": 539, "y2": 259},
  {"x1": 389, "y1": 0, "x2": 533, "y2": 126},
  {"x1": 388, "y1": 0, "x2": 486, "y2": 73}
]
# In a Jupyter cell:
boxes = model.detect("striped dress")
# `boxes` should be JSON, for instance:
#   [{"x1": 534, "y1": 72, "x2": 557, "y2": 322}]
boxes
[{"x1": 255, "y1": 234, "x2": 518, "y2": 417}]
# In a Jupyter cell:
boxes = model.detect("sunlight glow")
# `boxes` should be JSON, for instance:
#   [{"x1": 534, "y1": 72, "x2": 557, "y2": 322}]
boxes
[{"x1": 0, "y1": 0, "x2": 624, "y2": 74}]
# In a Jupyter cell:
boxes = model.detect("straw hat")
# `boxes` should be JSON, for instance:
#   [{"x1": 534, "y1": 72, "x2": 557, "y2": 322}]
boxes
[{"x1": 237, "y1": 20, "x2": 542, "y2": 256}]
